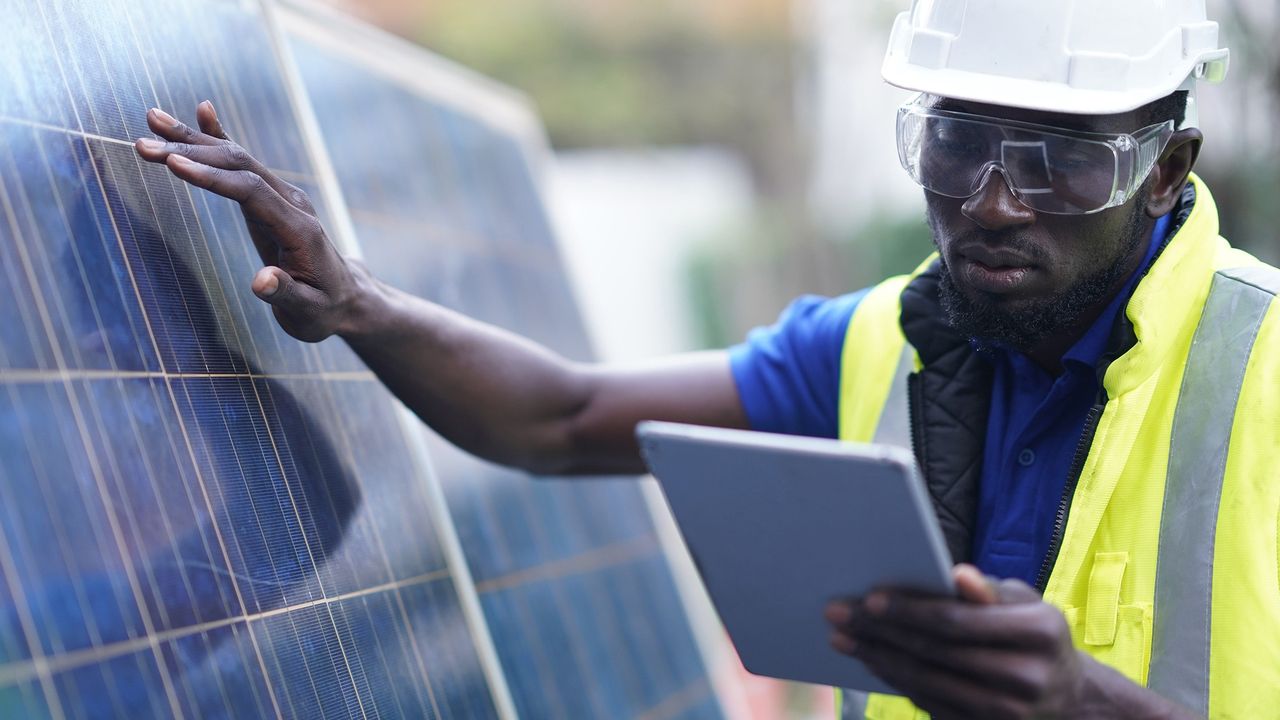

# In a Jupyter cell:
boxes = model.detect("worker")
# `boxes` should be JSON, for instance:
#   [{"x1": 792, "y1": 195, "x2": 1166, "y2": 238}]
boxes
[{"x1": 134, "y1": 0, "x2": 1279, "y2": 717}]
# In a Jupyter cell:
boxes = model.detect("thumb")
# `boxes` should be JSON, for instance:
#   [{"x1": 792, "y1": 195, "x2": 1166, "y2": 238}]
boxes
[
  {"x1": 953, "y1": 564, "x2": 999, "y2": 605},
  {"x1": 953, "y1": 564, "x2": 1043, "y2": 605},
  {"x1": 252, "y1": 266, "x2": 323, "y2": 311},
  {"x1": 992, "y1": 577, "x2": 1043, "y2": 604}
]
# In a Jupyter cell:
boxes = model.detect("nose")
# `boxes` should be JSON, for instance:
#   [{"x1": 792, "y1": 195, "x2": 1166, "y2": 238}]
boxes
[{"x1": 961, "y1": 169, "x2": 1037, "y2": 231}]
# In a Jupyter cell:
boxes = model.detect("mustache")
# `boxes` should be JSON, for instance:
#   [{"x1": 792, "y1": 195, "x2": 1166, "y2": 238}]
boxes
[
  {"x1": 925, "y1": 211, "x2": 1048, "y2": 266},
  {"x1": 937, "y1": 229, "x2": 1048, "y2": 266}
]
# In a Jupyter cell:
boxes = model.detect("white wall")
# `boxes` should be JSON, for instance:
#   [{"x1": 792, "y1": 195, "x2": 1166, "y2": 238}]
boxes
[
  {"x1": 548, "y1": 147, "x2": 752, "y2": 360},
  {"x1": 797, "y1": 0, "x2": 922, "y2": 232}
]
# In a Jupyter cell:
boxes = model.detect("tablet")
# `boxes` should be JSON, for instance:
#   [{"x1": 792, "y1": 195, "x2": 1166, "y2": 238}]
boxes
[{"x1": 636, "y1": 421, "x2": 954, "y2": 695}]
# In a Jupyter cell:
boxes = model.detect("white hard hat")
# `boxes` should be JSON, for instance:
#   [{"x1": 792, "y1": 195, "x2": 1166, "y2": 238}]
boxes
[{"x1": 881, "y1": 0, "x2": 1230, "y2": 117}]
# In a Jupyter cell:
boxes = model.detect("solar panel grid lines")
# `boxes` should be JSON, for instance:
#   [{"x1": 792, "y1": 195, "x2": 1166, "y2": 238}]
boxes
[
  {"x1": 0, "y1": 120, "x2": 354, "y2": 379},
  {"x1": 453, "y1": 465, "x2": 612, "y2": 720},
  {"x1": 3, "y1": 0, "x2": 724, "y2": 716},
  {"x1": 34, "y1": 0, "x2": 310, "y2": 172},
  {"x1": 0, "y1": 122, "x2": 195, "y2": 717},
  {"x1": 2, "y1": 0, "x2": 506, "y2": 716},
  {"x1": 282, "y1": 6, "x2": 723, "y2": 717},
  {"x1": 374, "y1": 401, "x2": 520, "y2": 720},
  {"x1": 2, "y1": 120, "x2": 437, "y2": 720},
  {"x1": 250, "y1": 0, "x2": 366, "y2": 270},
  {"x1": 257, "y1": 2, "x2": 525, "y2": 714},
  {"x1": 0, "y1": 569, "x2": 452, "y2": 688}
]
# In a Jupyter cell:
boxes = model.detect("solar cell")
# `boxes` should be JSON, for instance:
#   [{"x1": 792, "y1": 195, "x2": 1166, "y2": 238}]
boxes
[
  {"x1": 284, "y1": 8, "x2": 722, "y2": 719},
  {"x1": 3, "y1": 0, "x2": 724, "y2": 716},
  {"x1": 1, "y1": 0, "x2": 502, "y2": 716}
]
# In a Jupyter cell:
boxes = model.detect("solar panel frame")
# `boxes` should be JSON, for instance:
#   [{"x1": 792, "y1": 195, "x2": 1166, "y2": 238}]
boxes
[
  {"x1": 2, "y1": 0, "x2": 732, "y2": 715},
  {"x1": 256, "y1": 2, "x2": 529, "y2": 715},
  {"x1": 277, "y1": 3, "x2": 726, "y2": 718}
]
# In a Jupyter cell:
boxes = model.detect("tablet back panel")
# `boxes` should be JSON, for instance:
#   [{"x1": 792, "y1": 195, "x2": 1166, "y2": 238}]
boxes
[{"x1": 639, "y1": 423, "x2": 954, "y2": 694}]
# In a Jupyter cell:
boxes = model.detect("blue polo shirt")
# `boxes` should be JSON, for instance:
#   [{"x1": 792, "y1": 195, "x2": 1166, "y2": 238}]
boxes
[{"x1": 729, "y1": 215, "x2": 1171, "y2": 585}]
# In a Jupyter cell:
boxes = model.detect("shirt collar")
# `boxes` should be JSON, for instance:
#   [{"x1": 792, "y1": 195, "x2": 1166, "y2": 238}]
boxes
[{"x1": 1060, "y1": 211, "x2": 1173, "y2": 371}]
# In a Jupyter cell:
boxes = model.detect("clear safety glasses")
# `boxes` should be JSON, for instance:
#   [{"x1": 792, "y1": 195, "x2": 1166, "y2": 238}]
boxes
[{"x1": 896, "y1": 100, "x2": 1175, "y2": 215}]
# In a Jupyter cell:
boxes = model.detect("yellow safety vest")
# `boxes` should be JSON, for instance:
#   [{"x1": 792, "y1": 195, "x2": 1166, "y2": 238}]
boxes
[{"x1": 834, "y1": 175, "x2": 1280, "y2": 719}]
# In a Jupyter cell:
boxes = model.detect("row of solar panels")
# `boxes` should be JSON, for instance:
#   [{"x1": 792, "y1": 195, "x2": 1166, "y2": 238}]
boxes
[{"x1": 0, "y1": 0, "x2": 723, "y2": 717}]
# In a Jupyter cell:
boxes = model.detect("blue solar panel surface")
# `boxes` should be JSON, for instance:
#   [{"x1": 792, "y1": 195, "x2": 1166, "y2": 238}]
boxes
[
  {"x1": 0, "y1": 0, "x2": 501, "y2": 717},
  {"x1": 288, "y1": 31, "x2": 723, "y2": 720}
]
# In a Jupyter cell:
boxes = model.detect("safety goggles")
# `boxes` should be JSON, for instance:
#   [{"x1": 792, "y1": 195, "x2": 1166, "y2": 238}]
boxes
[{"x1": 896, "y1": 99, "x2": 1175, "y2": 215}]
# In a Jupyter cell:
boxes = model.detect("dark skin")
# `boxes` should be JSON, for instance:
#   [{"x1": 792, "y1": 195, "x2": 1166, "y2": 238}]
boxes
[
  {"x1": 825, "y1": 100, "x2": 1204, "y2": 719},
  {"x1": 133, "y1": 102, "x2": 748, "y2": 477},
  {"x1": 825, "y1": 566, "x2": 1200, "y2": 719},
  {"x1": 925, "y1": 96, "x2": 1201, "y2": 373},
  {"x1": 137, "y1": 99, "x2": 1202, "y2": 718}
]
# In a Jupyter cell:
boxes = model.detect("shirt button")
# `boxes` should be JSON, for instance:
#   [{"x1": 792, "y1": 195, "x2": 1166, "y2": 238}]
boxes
[{"x1": 1018, "y1": 449, "x2": 1036, "y2": 467}]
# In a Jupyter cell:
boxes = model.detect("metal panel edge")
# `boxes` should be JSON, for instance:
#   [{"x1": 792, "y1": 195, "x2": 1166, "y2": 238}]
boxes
[
  {"x1": 276, "y1": 0, "x2": 541, "y2": 146},
  {"x1": 255, "y1": 2, "x2": 519, "y2": 717}
]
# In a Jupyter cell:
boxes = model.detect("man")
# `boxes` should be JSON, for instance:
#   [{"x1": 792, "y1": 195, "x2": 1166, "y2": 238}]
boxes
[{"x1": 134, "y1": 0, "x2": 1279, "y2": 717}]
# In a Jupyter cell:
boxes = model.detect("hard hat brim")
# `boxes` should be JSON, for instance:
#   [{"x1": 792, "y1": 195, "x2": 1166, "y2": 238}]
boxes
[{"x1": 882, "y1": 60, "x2": 1195, "y2": 117}]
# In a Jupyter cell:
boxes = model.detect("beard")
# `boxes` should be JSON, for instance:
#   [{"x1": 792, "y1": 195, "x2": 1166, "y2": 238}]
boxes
[{"x1": 934, "y1": 194, "x2": 1151, "y2": 352}]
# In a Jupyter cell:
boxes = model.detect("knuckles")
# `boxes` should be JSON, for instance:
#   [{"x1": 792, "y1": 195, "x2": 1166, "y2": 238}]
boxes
[
  {"x1": 284, "y1": 184, "x2": 316, "y2": 214},
  {"x1": 1025, "y1": 608, "x2": 1069, "y2": 650},
  {"x1": 293, "y1": 215, "x2": 325, "y2": 242},
  {"x1": 224, "y1": 144, "x2": 253, "y2": 169},
  {"x1": 243, "y1": 172, "x2": 269, "y2": 194}
]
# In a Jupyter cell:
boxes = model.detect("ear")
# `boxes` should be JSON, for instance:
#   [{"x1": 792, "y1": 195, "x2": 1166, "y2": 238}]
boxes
[{"x1": 1146, "y1": 129, "x2": 1203, "y2": 218}]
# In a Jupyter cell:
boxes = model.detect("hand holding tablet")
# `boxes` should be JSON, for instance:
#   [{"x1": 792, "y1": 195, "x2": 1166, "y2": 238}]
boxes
[{"x1": 637, "y1": 421, "x2": 955, "y2": 695}]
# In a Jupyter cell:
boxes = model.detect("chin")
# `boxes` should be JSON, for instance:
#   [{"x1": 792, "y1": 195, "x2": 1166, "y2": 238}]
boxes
[{"x1": 954, "y1": 279, "x2": 1042, "y2": 310}]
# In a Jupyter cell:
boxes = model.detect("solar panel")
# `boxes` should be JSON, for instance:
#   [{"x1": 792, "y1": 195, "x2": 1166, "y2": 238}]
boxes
[
  {"x1": 0, "y1": 0, "x2": 503, "y2": 717},
  {"x1": 2, "y1": 0, "x2": 724, "y2": 716},
  {"x1": 282, "y1": 5, "x2": 724, "y2": 719}
]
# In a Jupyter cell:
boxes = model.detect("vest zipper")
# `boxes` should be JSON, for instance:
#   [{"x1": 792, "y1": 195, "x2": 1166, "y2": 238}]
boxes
[
  {"x1": 1033, "y1": 403, "x2": 1105, "y2": 593},
  {"x1": 906, "y1": 373, "x2": 925, "y2": 473}
]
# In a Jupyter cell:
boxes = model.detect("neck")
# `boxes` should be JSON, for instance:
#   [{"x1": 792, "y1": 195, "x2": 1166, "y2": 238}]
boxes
[
  {"x1": 1024, "y1": 301, "x2": 1111, "y2": 374},
  {"x1": 1025, "y1": 232, "x2": 1154, "y2": 375}
]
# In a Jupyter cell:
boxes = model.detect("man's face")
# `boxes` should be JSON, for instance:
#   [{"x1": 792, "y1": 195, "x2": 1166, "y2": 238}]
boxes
[{"x1": 923, "y1": 97, "x2": 1159, "y2": 351}]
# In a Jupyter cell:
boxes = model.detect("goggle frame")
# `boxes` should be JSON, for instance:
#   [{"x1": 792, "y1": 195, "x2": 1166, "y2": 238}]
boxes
[{"x1": 896, "y1": 99, "x2": 1176, "y2": 215}]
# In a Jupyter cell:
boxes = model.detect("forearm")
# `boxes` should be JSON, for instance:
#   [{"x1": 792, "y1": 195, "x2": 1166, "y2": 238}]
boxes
[
  {"x1": 1075, "y1": 655, "x2": 1201, "y2": 720},
  {"x1": 134, "y1": 106, "x2": 747, "y2": 477},
  {"x1": 339, "y1": 269, "x2": 602, "y2": 474}
]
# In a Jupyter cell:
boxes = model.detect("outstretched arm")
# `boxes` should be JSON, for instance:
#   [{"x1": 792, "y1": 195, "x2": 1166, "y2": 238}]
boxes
[{"x1": 136, "y1": 102, "x2": 748, "y2": 476}]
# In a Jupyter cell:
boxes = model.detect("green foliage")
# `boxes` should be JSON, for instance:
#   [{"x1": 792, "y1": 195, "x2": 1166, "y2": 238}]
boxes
[
  {"x1": 684, "y1": 205, "x2": 935, "y2": 349},
  {"x1": 415, "y1": 0, "x2": 796, "y2": 151},
  {"x1": 842, "y1": 212, "x2": 935, "y2": 287},
  {"x1": 1201, "y1": 162, "x2": 1280, "y2": 265}
]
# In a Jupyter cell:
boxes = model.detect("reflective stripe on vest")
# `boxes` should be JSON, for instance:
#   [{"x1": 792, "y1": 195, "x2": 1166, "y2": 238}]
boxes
[
  {"x1": 872, "y1": 346, "x2": 914, "y2": 448},
  {"x1": 1148, "y1": 265, "x2": 1280, "y2": 713},
  {"x1": 839, "y1": 274, "x2": 915, "y2": 442},
  {"x1": 838, "y1": 689, "x2": 869, "y2": 720},
  {"x1": 836, "y1": 342, "x2": 915, "y2": 717}
]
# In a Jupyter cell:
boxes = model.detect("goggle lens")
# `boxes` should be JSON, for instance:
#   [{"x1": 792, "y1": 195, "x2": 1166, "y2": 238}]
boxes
[{"x1": 897, "y1": 105, "x2": 1172, "y2": 215}]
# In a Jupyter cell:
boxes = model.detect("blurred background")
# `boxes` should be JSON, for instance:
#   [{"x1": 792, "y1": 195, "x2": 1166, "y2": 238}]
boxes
[{"x1": 320, "y1": 0, "x2": 1279, "y2": 716}]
